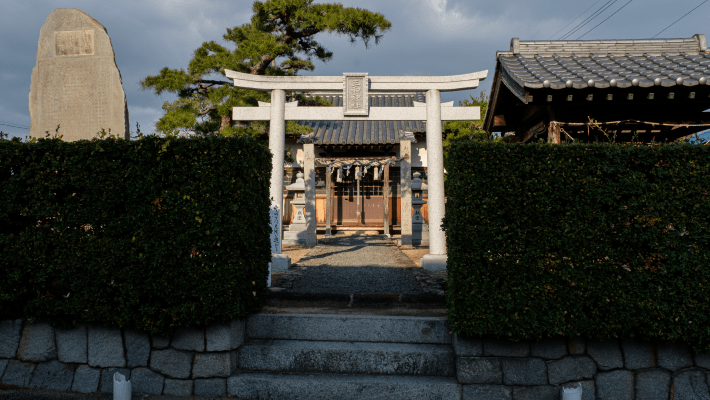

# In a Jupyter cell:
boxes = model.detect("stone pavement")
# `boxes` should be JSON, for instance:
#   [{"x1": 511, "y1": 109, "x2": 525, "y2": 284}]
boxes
[
  {"x1": 270, "y1": 234, "x2": 445, "y2": 309},
  {"x1": 0, "y1": 389, "x2": 109, "y2": 400}
]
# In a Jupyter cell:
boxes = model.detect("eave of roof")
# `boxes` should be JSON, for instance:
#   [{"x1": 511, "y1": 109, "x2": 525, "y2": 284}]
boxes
[{"x1": 295, "y1": 93, "x2": 426, "y2": 145}]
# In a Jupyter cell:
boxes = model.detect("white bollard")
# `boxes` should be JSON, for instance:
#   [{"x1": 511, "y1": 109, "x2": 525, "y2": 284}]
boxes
[
  {"x1": 562, "y1": 383, "x2": 582, "y2": 400},
  {"x1": 113, "y1": 372, "x2": 131, "y2": 400}
]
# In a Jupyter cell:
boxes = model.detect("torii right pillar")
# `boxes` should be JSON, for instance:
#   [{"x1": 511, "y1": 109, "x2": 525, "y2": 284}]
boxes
[{"x1": 421, "y1": 89, "x2": 447, "y2": 271}]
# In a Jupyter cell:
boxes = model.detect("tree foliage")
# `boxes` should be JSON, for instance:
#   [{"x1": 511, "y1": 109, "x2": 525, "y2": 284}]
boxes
[
  {"x1": 141, "y1": 0, "x2": 391, "y2": 137},
  {"x1": 442, "y1": 91, "x2": 492, "y2": 152}
]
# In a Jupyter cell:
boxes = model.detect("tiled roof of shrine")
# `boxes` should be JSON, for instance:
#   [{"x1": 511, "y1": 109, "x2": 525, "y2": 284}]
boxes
[
  {"x1": 497, "y1": 35, "x2": 710, "y2": 98},
  {"x1": 295, "y1": 93, "x2": 426, "y2": 145}
]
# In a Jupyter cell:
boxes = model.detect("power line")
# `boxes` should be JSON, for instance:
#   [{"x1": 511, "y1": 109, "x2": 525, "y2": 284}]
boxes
[
  {"x1": 0, "y1": 121, "x2": 29, "y2": 130},
  {"x1": 560, "y1": 0, "x2": 618, "y2": 39},
  {"x1": 577, "y1": 0, "x2": 634, "y2": 39},
  {"x1": 558, "y1": 0, "x2": 614, "y2": 39},
  {"x1": 548, "y1": 0, "x2": 603, "y2": 40},
  {"x1": 0, "y1": 120, "x2": 30, "y2": 128},
  {"x1": 652, "y1": 0, "x2": 708, "y2": 38},
  {"x1": 560, "y1": 0, "x2": 618, "y2": 40}
]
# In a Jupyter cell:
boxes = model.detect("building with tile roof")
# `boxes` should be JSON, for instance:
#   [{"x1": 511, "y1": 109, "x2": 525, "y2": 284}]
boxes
[{"x1": 483, "y1": 35, "x2": 710, "y2": 143}]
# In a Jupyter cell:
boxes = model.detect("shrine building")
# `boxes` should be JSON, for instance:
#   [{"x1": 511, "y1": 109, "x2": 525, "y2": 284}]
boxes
[
  {"x1": 283, "y1": 92, "x2": 430, "y2": 236},
  {"x1": 483, "y1": 35, "x2": 710, "y2": 143}
]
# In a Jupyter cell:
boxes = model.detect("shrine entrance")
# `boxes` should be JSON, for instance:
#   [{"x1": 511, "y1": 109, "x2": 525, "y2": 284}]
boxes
[
  {"x1": 225, "y1": 68, "x2": 488, "y2": 279},
  {"x1": 334, "y1": 170, "x2": 384, "y2": 226}
]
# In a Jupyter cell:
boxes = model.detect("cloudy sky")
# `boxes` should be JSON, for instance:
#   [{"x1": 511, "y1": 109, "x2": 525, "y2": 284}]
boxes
[{"x1": 1, "y1": 0, "x2": 708, "y2": 139}]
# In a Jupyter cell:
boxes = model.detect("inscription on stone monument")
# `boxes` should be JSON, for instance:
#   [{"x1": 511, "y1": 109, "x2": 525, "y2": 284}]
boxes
[
  {"x1": 29, "y1": 9, "x2": 129, "y2": 141},
  {"x1": 55, "y1": 30, "x2": 94, "y2": 56},
  {"x1": 343, "y1": 73, "x2": 368, "y2": 116}
]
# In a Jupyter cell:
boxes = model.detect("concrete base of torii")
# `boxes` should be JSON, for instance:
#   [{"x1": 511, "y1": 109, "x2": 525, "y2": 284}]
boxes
[{"x1": 421, "y1": 254, "x2": 448, "y2": 272}]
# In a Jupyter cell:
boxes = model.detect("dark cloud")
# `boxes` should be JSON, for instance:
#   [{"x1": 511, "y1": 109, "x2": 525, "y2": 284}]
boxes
[
  {"x1": 443, "y1": 0, "x2": 709, "y2": 40},
  {"x1": 1, "y1": 0, "x2": 707, "y2": 138}
]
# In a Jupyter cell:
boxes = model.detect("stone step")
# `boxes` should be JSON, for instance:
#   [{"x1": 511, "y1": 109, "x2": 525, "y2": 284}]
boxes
[
  {"x1": 264, "y1": 291, "x2": 446, "y2": 309},
  {"x1": 227, "y1": 372, "x2": 461, "y2": 400},
  {"x1": 246, "y1": 313, "x2": 452, "y2": 344},
  {"x1": 238, "y1": 340, "x2": 455, "y2": 377},
  {"x1": 259, "y1": 305, "x2": 448, "y2": 318}
]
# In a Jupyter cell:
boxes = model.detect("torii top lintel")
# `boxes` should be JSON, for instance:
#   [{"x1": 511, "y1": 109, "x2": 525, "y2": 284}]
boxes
[{"x1": 224, "y1": 69, "x2": 488, "y2": 92}]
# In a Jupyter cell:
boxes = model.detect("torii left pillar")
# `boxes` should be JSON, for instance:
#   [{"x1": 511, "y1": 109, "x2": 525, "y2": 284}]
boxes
[
  {"x1": 421, "y1": 89, "x2": 447, "y2": 271},
  {"x1": 268, "y1": 89, "x2": 291, "y2": 272}
]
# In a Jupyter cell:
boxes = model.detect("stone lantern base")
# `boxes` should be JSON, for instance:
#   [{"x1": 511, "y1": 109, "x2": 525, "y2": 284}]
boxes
[
  {"x1": 413, "y1": 223, "x2": 429, "y2": 246},
  {"x1": 283, "y1": 199, "x2": 308, "y2": 245},
  {"x1": 283, "y1": 172, "x2": 308, "y2": 246}
]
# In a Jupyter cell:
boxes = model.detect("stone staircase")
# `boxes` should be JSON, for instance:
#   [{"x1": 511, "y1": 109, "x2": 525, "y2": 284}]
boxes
[{"x1": 228, "y1": 313, "x2": 460, "y2": 400}]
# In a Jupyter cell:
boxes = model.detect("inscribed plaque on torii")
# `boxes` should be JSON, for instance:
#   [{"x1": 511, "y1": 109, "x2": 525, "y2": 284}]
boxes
[{"x1": 343, "y1": 73, "x2": 368, "y2": 116}]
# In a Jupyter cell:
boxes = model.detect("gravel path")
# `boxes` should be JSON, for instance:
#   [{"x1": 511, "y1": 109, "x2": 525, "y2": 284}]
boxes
[
  {"x1": 298, "y1": 234, "x2": 415, "y2": 268},
  {"x1": 276, "y1": 234, "x2": 425, "y2": 295}
]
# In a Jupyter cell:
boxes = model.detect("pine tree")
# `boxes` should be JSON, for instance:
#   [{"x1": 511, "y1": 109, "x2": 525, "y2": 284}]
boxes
[{"x1": 141, "y1": 0, "x2": 391, "y2": 137}]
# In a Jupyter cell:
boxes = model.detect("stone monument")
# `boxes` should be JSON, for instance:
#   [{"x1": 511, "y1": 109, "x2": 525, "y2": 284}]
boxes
[{"x1": 29, "y1": 9, "x2": 129, "y2": 141}]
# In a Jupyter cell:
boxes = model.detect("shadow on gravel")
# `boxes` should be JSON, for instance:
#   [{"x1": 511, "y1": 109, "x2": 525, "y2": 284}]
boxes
[
  {"x1": 296, "y1": 234, "x2": 414, "y2": 267},
  {"x1": 269, "y1": 234, "x2": 446, "y2": 307},
  {"x1": 297, "y1": 245, "x2": 368, "y2": 262},
  {"x1": 291, "y1": 266, "x2": 424, "y2": 295}
]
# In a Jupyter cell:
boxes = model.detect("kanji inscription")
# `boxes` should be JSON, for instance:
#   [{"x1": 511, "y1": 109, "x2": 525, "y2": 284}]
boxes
[
  {"x1": 343, "y1": 73, "x2": 368, "y2": 116},
  {"x1": 55, "y1": 30, "x2": 94, "y2": 56},
  {"x1": 349, "y1": 80, "x2": 363, "y2": 109},
  {"x1": 269, "y1": 206, "x2": 282, "y2": 254},
  {"x1": 38, "y1": 58, "x2": 109, "y2": 137}
]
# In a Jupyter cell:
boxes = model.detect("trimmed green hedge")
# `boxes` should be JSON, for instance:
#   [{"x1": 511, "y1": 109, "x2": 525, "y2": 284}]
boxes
[
  {"x1": 444, "y1": 142, "x2": 710, "y2": 350},
  {"x1": 0, "y1": 136, "x2": 271, "y2": 335}
]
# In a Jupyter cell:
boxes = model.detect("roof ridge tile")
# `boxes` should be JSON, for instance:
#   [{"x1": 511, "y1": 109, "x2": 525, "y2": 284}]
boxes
[{"x1": 512, "y1": 36, "x2": 703, "y2": 57}]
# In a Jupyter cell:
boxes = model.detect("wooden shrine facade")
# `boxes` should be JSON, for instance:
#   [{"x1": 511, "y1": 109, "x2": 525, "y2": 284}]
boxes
[{"x1": 282, "y1": 160, "x2": 430, "y2": 233}]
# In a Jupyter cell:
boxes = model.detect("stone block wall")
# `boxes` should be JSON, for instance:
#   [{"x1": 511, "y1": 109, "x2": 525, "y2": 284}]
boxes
[
  {"x1": 454, "y1": 335, "x2": 710, "y2": 399},
  {"x1": 0, "y1": 319, "x2": 244, "y2": 397},
  {"x1": 3, "y1": 317, "x2": 710, "y2": 399}
]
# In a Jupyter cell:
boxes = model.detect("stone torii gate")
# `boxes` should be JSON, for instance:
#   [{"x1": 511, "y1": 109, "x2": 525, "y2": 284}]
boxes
[{"x1": 225, "y1": 69, "x2": 487, "y2": 275}]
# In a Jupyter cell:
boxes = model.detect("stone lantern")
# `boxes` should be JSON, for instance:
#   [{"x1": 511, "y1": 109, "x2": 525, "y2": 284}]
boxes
[
  {"x1": 283, "y1": 172, "x2": 307, "y2": 245},
  {"x1": 411, "y1": 171, "x2": 429, "y2": 246}
]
